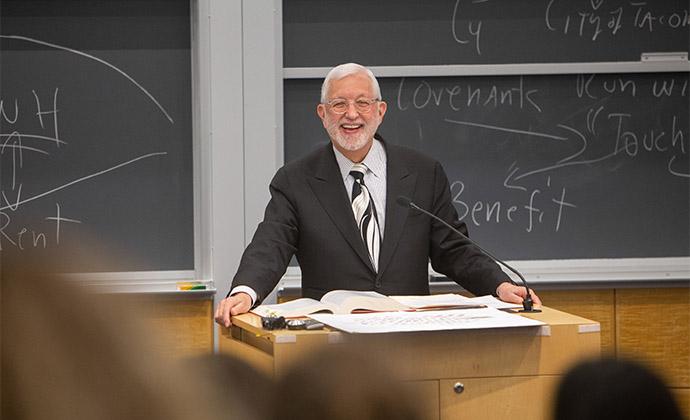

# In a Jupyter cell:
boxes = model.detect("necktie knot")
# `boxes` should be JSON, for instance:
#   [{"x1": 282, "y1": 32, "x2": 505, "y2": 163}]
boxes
[{"x1": 349, "y1": 163, "x2": 367, "y2": 183}]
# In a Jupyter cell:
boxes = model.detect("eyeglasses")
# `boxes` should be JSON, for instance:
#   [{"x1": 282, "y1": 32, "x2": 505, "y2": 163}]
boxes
[{"x1": 324, "y1": 98, "x2": 380, "y2": 114}]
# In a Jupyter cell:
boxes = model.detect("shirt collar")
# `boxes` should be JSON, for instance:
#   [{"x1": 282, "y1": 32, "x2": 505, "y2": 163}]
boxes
[{"x1": 333, "y1": 139, "x2": 386, "y2": 182}]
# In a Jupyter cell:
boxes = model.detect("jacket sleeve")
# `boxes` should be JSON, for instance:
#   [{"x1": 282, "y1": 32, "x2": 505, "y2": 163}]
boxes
[{"x1": 230, "y1": 167, "x2": 300, "y2": 304}]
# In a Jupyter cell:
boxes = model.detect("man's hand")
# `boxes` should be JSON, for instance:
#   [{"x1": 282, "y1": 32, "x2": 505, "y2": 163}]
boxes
[
  {"x1": 496, "y1": 282, "x2": 542, "y2": 307},
  {"x1": 214, "y1": 292, "x2": 253, "y2": 328}
]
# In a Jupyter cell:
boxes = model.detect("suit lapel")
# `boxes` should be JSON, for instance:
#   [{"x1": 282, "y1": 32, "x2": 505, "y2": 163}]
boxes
[
  {"x1": 306, "y1": 145, "x2": 376, "y2": 272},
  {"x1": 377, "y1": 144, "x2": 417, "y2": 279}
]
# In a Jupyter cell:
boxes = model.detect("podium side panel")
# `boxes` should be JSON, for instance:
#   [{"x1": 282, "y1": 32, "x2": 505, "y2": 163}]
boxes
[
  {"x1": 439, "y1": 375, "x2": 560, "y2": 420},
  {"x1": 217, "y1": 326, "x2": 275, "y2": 377},
  {"x1": 538, "y1": 289, "x2": 615, "y2": 354},
  {"x1": 354, "y1": 328, "x2": 543, "y2": 381},
  {"x1": 537, "y1": 324, "x2": 601, "y2": 374},
  {"x1": 404, "y1": 380, "x2": 440, "y2": 420}
]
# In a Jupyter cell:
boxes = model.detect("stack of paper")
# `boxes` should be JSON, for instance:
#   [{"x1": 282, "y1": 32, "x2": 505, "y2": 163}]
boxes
[{"x1": 309, "y1": 307, "x2": 544, "y2": 334}]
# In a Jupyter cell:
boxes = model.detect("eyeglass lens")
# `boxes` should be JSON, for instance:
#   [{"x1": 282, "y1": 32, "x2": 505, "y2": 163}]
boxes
[{"x1": 329, "y1": 99, "x2": 376, "y2": 113}]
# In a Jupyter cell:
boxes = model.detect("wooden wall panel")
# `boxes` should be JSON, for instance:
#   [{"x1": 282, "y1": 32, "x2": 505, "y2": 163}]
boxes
[
  {"x1": 529, "y1": 286, "x2": 689, "y2": 420},
  {"x1": 616, "y1": 288, "x2": 690, "y2": 388},
  {"x1": 132, "y1": 297, "x2": 214, "y2": 359},
  {"x1": 537, "y1": 289, "x2": 615, "y2": 355}
]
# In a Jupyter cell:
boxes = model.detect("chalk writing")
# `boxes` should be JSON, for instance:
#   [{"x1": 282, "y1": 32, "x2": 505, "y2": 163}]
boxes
[
  {"x1": 0, "y1": 35, "x2": 174, "y2": 123},
  {"x1": 394, "y1": 72, "x2": 689, "y2": 234},
  {"x1": 0, "y1": 85, "x2": 169, "y2": 250},
  {"x1": 449, "y1": 0, "x2": 688, "y2": 58},
  {"x1": 397, "y1": 77, "x2": 542, "y2": 113},
  {"x1": 451, "y1": 178, "x2": 576, "y2": 232},
  {"x1": 545, "y1": 0, "x2": 688, "y2": 40},
  {"x1": 0, "y1": 35, "x2": 175, "y2": 252},
  {"x1": 452, "y1": 0, "x2": 483, "y2": 55},
  {"x1": 0, "y1": 203, "x2": 81, "y2": 250}
]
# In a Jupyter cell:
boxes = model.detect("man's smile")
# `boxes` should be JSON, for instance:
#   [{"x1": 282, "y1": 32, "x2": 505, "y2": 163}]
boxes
[{"x1": 341, "y1": 123, "x2": 364, "y2": 133}]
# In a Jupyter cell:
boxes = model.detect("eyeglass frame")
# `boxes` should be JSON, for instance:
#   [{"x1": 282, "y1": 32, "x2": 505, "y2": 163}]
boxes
[{"x1": 322, "y1": 97, "x2": 381, "y2": 114}]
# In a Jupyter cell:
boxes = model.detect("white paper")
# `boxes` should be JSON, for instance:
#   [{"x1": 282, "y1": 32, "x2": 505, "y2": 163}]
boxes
[
  {"x1": 468, "y1": 295, "x2": 523, "y2": 310},
  {"x1": 391, "y1": 293, "x2": 523, "y2": 310},
  {"x1": 390, "y1": 293, "x2": 478, "y2": 308},
  {"x1": 310, "y1": 307, "x2": 544, "y2": 334}
]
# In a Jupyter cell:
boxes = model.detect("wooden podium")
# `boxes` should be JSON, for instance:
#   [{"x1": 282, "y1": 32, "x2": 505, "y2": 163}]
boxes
[{"x1": 219, "y1": 307, "x2": 600, "y2": 420}]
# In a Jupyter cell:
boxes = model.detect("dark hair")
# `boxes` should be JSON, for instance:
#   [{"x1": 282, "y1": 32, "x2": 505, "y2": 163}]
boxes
[{"x1": 554, "y1": 357, "x2": 683, "y2": 420}]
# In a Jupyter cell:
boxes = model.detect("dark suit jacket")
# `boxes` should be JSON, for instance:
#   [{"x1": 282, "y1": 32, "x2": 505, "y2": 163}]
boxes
[{"x1": 232, "y1": 141, "x2": 507, "y2": 303}]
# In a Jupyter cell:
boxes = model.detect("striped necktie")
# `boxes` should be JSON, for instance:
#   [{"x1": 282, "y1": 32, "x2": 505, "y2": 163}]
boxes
[{"x1": 350, "y1": 163, "x2": 381, "y2": 272}]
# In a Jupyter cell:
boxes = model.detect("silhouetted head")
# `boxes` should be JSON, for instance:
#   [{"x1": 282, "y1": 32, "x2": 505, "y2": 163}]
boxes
[{"x1": 554, "y1": 357, "x2": 683, "y2": 420}]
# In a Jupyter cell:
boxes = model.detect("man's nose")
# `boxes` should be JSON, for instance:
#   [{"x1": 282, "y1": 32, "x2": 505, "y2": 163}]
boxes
[{"x1": 344, "y1": 101, "x2": 359, "y2": 118}]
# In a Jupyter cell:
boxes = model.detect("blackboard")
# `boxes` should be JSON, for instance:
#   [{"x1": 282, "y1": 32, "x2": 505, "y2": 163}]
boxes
[
  {"x1": 0, "y1": 0, "x2": 194, "y2": 272},
  {"x1": 284, "y1": 0, "x2": 689, "y2": 67},
  {"x1": 284, "y1": 72, "x2": 690, "y2": 260}
]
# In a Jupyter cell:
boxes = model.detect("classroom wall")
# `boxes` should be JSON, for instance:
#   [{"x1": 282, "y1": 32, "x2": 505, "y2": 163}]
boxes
[
  {"x1": 139, "y1": 5, "x2": 690, "y2": 418},
  {"x1": 541, "y1": 286, "x2": 690, "y2": 417}
]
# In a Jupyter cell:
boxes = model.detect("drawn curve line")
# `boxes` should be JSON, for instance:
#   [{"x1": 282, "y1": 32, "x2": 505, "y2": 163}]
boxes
[
  {"x1": 445, "y1": 118, "x2": 568, "y2": 141},
  {"x1": 556, "y1": 124, "x2": 587, "y2": 164},
  {"x1": 590, "y1": 105, "x2": 604, "y2": 135},
  {"x1": 451, "y1": 0, "x2": 469, "y2": 44},
  {"x1": 0, "y1": 144, "x2": 49, "y2": 155},
  {"x1": 0, "y1": 152, "x2": 168, "y2": 212},
  {"x1": 514, "y1": 146, "x2": 624, "y2": 181},
  {"x1": 0, "y1": 35, "x2": 174, "y2": 124},
  {"x1": 1, "y1": 133, "x2": 68, "y2": 146},
  {"x1": 668, "y1": 156, "x2": 690, "y2": 178}
]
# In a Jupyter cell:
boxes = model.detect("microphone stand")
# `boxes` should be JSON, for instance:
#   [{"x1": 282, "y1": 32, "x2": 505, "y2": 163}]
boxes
[{"x1": 399, "y1": 197, "x2": 541, "y2": 313}]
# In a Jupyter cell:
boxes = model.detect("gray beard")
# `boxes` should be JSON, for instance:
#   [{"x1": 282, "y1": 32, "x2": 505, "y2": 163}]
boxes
[{"x1": 326, "y1": 124, "x2": 374, "y2": 152}]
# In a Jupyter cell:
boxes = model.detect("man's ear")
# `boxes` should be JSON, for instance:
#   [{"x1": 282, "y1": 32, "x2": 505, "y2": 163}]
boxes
[
  {"x1": 316, "y1": 103, "x2": 326, "y2": 121},
  {"x1": 377, "y1": 101, "x2": 388, "y2": 118}
]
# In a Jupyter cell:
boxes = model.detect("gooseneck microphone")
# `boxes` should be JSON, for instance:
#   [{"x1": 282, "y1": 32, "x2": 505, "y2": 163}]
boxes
[{"x1": 396, "y1": 196, "x2": 541, "y2": 313}]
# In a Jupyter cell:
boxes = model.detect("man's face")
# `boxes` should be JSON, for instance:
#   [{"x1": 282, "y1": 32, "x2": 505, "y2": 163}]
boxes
[{"x1": 317, "y1": 73, "x2": 387, "y2": 155}]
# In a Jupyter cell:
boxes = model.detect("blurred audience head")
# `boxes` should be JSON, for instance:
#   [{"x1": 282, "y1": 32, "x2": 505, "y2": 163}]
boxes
[
  {"x1": 554, "y1": 356, "x2": 683, "y2": 420},
  {"x1": 273, "y1": 346, "x2": 422, "y2": 420},
  {"x1": 1, "y1": 247, "x2": 264, "y2": 420}
]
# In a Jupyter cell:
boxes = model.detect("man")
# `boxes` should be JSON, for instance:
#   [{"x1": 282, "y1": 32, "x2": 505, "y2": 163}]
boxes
[{"x1": 215, "y1": 63, "x2": 540, "y2": 327}]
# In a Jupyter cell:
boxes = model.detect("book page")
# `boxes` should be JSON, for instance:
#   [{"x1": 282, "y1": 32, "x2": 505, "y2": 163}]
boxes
[
  {"x1": 251, "y1": 298, "x2": 337, "y2": 318},
  {"x1": 391, "y1": 294, "x2": 524, "y2": 310},
  {"x1": 320, "y1": 290, "x2": 409, "y2": 314},
  {"x1": 390, "y1": 293, "x2": 484, "y2": 310}
]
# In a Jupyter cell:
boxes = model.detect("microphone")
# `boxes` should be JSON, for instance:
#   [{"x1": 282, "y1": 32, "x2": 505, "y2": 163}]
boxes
[{"x1": 396, "y1": 196, "x2": 541, "y2": 313}]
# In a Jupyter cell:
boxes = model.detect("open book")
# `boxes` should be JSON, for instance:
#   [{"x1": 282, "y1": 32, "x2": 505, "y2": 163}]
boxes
[{"x1": 251, "y1": 290, "x2": 487, "y2": 319}]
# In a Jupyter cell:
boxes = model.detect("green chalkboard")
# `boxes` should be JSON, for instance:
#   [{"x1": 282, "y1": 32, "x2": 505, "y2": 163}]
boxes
[{"x1": 0, "y1": 0, "x2": 194, "y2": 272}]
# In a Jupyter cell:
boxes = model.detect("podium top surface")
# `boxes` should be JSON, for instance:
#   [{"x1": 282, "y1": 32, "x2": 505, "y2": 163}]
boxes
[{"x1": 230, "y1": 306, "x2": 599, "y2": 339}]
